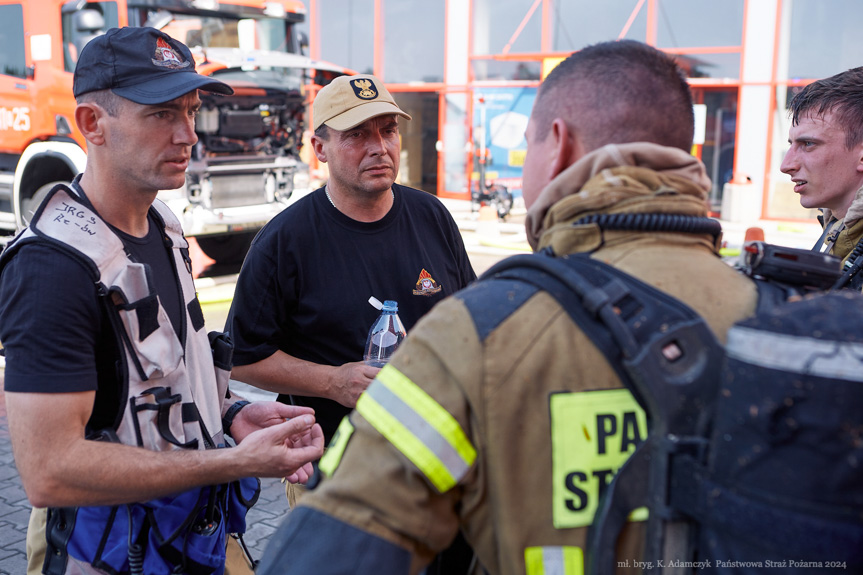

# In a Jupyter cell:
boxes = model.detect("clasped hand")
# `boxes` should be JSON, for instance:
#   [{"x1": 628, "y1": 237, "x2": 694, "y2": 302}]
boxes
[{"x1": 230, "y1": 402, "x2": 324, "y2": 484}]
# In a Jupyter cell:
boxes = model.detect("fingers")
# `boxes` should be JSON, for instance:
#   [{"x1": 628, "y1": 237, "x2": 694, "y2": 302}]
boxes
[
  {"x1": 257, "y1": 417, "x2": 321, "y2": 453},
  {"x1": 309, "y1": 423, "x2": 324, "y2": 447},
  {"x1": 286, "y1": 461, "x2": 314, "y2": 484},
  {"x1": 269, "y1": 415, "x2": 315, "y2": 445},
  {"x1": 282, "y1": 422, "x2": 325, "y2": 457},
  {"x1": 345, "y1": 360, "x2": 380, "y2": 382},
  {"x1": 268, "y1": 403, "x2": 316, "y2": 419},
  {"x1": 361, "y1": 364, "x2": 382, "y2": 379}
]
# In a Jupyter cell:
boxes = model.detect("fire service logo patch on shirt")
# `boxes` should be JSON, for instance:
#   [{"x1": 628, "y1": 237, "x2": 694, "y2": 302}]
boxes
[{"x1": 413, "y1": 269, "x2": 442, "y2": 296}]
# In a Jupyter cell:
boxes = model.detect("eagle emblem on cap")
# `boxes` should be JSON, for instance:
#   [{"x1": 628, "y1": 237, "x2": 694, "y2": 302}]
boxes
[
  {"x1": 152, "y1": 37, "x2": 191, "y2": 69},
  {"x1": 351, "y1": 79, "x2": 378, "y2": 100}
]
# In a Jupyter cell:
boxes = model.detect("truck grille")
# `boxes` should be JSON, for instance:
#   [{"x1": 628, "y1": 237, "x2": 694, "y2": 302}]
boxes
[{"x1": 210, "y1": 174, "x2": 268, "y2": 209}]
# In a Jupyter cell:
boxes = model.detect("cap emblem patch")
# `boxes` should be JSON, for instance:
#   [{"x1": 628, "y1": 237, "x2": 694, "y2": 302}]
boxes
[
  {"x1": 152, "y1": 37, "x2": 191, "y2": 70},
  {"x1": 351, "y1": 78, "x2": 378, "y2": 100}
]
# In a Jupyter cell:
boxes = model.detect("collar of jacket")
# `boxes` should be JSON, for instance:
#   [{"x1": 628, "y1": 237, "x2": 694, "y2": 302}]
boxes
[
  {"x1": 832, "y1": 216, "x2": 863, "y2": 262},
  {"x1": 830, "y1": 182, "x2": 863, "y2": 229},
  {"x1": 525, "y1": 142, "x2": 711, "y2": 250},
  {"x1": 524, "y1": 142, "x2": 713, "y2": 251}
]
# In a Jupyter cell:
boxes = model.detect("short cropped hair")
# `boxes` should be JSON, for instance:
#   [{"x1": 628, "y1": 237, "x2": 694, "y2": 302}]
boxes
[
  {"x1": 788, "y1": 67, "x2": 863, "y2": 150},
  {"x1": 314, "y1": 124, "x2": 330, "y2": 141},
  {"x1": 532, "y1": 40, "x2": 694, "y2": 153},
  {"x1": 76, "y1": 89, "x2": 122, "y2": 118}
]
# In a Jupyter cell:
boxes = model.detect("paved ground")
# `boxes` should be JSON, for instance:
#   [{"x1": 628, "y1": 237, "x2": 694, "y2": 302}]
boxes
[
  {"x1": 0, "y1": 376, "x2": 29, "y2": 575},
  {"x1": 0, "y1": 198, "x2": 823, "y2": 574}
]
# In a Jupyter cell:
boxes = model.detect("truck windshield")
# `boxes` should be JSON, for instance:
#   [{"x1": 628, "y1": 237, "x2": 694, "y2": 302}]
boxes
[
  {"x1": 144, "y1": 11, "x2": 294, "y2": 54},
  {"x1": 61, "y1": 2, "x2": 120, "y2": 72}
]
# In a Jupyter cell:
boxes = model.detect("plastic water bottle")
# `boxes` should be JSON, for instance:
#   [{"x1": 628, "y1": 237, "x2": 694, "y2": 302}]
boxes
[{"x1": 363, "y1": 299, "x2": 406, "y2": 367}]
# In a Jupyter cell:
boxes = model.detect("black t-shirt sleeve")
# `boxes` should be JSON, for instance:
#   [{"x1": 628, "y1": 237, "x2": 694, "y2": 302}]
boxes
[{"x1": 0, "y1": 243, "x2": 102, "y2": 393}]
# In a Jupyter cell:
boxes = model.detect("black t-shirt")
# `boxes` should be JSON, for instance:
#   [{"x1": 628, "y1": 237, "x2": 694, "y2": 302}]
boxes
[
  {"x1": 227, "y1": 184, "x2": 476, "y2": 440},
  {"x1": 0, "y1": 204, "x2": 183, "y2": 433}
]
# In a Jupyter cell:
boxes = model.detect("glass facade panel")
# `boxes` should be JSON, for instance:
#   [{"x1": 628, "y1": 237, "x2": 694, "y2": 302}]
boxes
[
  {"x1": 472, "y1": 0, "x2": 541, "y2": 55},
  {"x1": 318, "y1": 0, "x2": 374, "y2": 74},
  {"x1": 656, "y1": 0, "x2": 743, "y2": 48},
  {"x1": 472, "y1": 60, "x2": 541, "y2": 82},
  {"x1": 444, "y1": 94, "x2": 469, "y2": 194},
  {"x1": 785, "y1": 0, "x2": 863, "y2": 80},
  {"x1": 676, "y1": 52, "x2": 740, "y2": 80},
  {"x1": 383, "y1": 0, "x2": 444, "y2": 83},
  {"x1": 553, "y1": 0, "x2": 646, "y2": 51},
  {"x1": 694, "y1": 89, "x2": 738, "y2": 207},
  {"x1": 472, "y1": 87, "x2": 535, "y2": 198}
]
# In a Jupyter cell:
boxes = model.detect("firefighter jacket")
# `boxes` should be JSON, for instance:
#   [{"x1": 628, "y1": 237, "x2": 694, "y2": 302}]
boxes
[
  {"x1": 827, "y1": 182, "x2": 863, "y2": 264},
  {"x1": 828, "y1": 216, "x2": 863, "y2": 265},
  {"x1": 256, "y1": 143, "x2": 760, "y2": 575},
  {"x1": 0, "y1": 183, "x2": 257, "y2": 574},
  {"x1": 813, "y1": 184, "x2": 863, "y2": 291}
]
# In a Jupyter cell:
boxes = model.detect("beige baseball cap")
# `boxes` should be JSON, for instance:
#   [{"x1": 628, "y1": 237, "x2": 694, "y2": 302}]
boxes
[{"x1": 313, "y1": 74, "x2": 411, "y2": 131}]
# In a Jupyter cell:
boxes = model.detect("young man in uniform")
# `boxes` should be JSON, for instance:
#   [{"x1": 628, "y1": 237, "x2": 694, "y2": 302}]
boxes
[
  {"x1": 0, "y1": 27, "x2": 323, "y2": 574},
  {"x1": 780, "y1": 67, "x2": 863, "y2": 277},
  {"x1": 253, "y1": 40, "x2": 760, "y2": 574}
]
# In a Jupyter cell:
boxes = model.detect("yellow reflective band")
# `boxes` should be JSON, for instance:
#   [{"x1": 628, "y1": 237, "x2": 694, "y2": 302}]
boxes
[
  {"x1": 550, "y1": 389, "x2": 648, "y2": 529},
  {"x1": 356, "y1": 365, "x2": 476, "y2": 493},
  {"x1": 357, "y1": 391, "x2": 457, "y2": 492},
  {"x1": 376, "y1": 366, "x2": 476, "y2": 466},
  {"x1": 525, "y1": 546, "x2": 584, "y2": 575},
  {"x1": 318, "y1": 415, "x2": 355, "y2": 478}
]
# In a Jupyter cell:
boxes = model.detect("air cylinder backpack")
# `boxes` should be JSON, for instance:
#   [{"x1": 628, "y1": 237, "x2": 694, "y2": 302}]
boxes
[{"x1": 480, "y1": 244, "x2": 863, "y2": 574}]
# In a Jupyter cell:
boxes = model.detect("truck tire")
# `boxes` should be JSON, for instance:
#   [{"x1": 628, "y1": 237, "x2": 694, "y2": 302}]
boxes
[{"x1": 21, "y1": 181, "x2": 65, "y2": 226}]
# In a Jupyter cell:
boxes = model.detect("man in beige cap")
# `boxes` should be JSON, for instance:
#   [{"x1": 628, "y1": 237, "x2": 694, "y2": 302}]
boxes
[
  {"x1": 226, "y1": 73, "x2": 477, "y2": 569},
  {"x1": 225, "y1": 69, "x2": 476, "y2": 490}
]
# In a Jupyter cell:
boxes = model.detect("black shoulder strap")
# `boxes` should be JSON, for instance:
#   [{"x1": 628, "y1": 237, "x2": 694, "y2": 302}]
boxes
[{"x1": 479, "y1": 251, "x2": 723, "y2": 418}]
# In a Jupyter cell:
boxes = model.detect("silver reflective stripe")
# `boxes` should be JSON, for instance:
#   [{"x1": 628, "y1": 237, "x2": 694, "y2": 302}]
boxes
[
  {"x1": 727, "y1": 326, "x2": 863, "y2": 382},
  {"x1": 364, "y1": 381, "x2": 472, "y2": 483},
  {"x1": 542, "y1": 547, "x2": 565, "y2": 575}
]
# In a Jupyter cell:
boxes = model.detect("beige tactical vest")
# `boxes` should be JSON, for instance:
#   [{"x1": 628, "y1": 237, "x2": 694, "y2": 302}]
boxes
[{"x1": 9, "y1": 183, "x2": 229, "y2": 450}]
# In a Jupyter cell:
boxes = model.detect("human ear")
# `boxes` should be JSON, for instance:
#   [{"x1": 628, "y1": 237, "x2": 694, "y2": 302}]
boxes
[
  {"x1": 310, "y1": 135, "x2": 328, "y2": 163},
  {"x1": 74, "y1": 104, "x2": 106, "y2": 146},
  {"x1": 548, "y1": 118, "x2": 579, "y2": 179}
]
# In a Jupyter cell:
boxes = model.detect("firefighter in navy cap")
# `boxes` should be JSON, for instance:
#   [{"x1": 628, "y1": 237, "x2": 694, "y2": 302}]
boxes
[
  {"x1": 0, "y1": 26, "x2": 324, "y2": 575},
  {"x1": 226, "y1": 71, "x2": 478, "y2": 573}
]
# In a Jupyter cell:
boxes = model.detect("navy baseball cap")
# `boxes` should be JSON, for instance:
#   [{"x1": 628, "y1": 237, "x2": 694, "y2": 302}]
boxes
[{"x1": 73, "y1": 27, "x2": 233, "y2": 104}]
